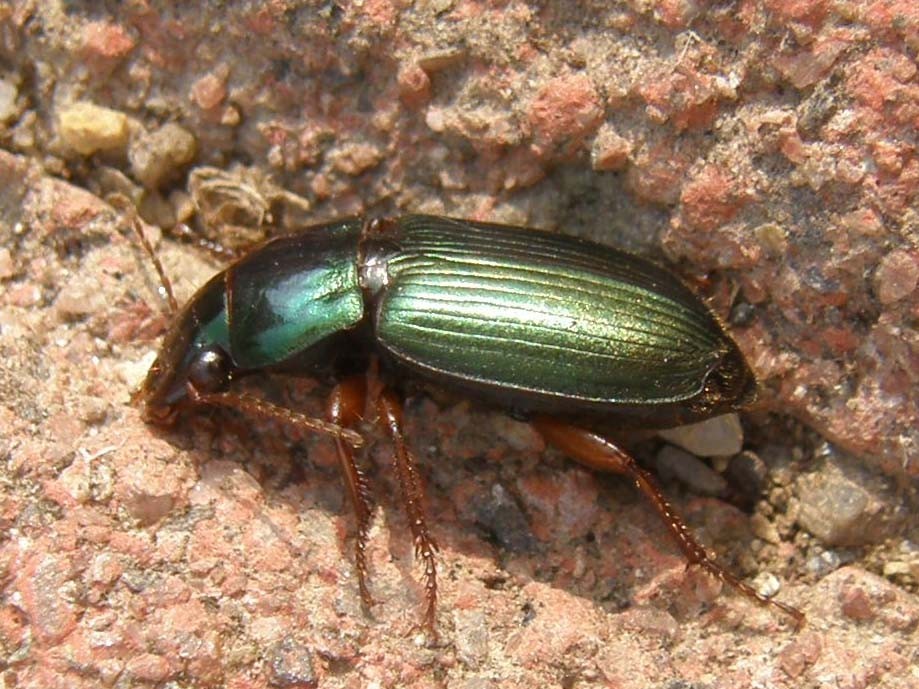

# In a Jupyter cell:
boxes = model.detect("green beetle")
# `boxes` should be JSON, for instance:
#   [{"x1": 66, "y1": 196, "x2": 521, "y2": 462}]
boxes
[{"x1": 138, "y1": 214, "x2": 800, "y2": 629}]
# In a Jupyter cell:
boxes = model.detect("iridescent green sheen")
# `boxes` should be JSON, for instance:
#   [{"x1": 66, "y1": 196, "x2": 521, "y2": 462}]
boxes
[
  {"x1": 227, "y1": 219, "x2": 364, "y2": 369},
  {"x1": 376, "y1": 216, "x2": 745, "y2": 415}
]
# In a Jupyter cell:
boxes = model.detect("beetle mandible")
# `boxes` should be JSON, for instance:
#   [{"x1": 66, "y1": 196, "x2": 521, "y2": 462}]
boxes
[{"x1": 135, "y1": 213, "x2": 804, "y2": 630}]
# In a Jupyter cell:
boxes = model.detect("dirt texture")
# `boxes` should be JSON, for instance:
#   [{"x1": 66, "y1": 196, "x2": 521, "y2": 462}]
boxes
[{"x1": 1, "y1": 2, "x2": 917, "y2": 688}]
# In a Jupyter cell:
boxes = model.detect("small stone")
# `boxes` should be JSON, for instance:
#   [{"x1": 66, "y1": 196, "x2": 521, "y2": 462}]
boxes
[
  {"x1": 267, "y1": 638, "x2": 317, "y2": 688},
  {"x1": 117, "y1": 351, "x2": 158, "y2": 391},
  {"x1": 138, "y1": 190, "x2": 177, "y2": 228},
  {"x1": 82, "y1": 20, "x2": 136, "y2": 62},
  {"x1": 417, "y1": 48, "x2": 466, "y2": 72},
  {"x1": 751, "y1": 570, "x2": 781, "y2": 599},
  {"x1": 58, "y1": 455, "x2": 92, "y2": 504},
  {"x1": 425, "y1": 107, "x2": 446, "y2": 132},
  {"x1": 191, "y1": 71, "x2": 228, "y2": 111},
  {"x1": 777, "y1": 633, "x2": 823, "y2": 679},
  {"x1": 0, "y1": 247, "x2": 14, "y2": 279},
  {"x1": 472, "y1": 483, "x2": 535, "y2": 553},
  {"x1": 726, "y1": 450, "x2": 769, "y2": 504},
  {"x1": 490, "y1": 415, "x2": 542, "y2": 453},
  {"x1": 750, "y1": 512, "x2": 781, "y2": 544},
  {"x1": 126, "y1": 653, "x2": 173, "y2": 683},
  {"x1": 795, "y1": 449, "x2": 907, "y2": 546},
  {"x1": 54, "y1": 279, "x2": 105, "y2": 321},
  {"x1": 397, "y1": 61, "x2": 431, "y2": 108},
  {"x1": 116, "y1": 446, "x2": 188, "y2": 526},
  {"x1": 57, "y1": 101, "x2": 130, "y2": 155},
  {"x1": 839, "y1": 586, "x2": 874, "y2": 621},
  {"x1": 636, "y1": 62, "x2": 721, "y2": 131},
  {"x1": 128, "y1": 122, "x2": 197, "y2": 189},
  {"x1": 658, "y1": 413, "x2": 744, "y2": 457},
  {"x1": 591, "y1": 124, "x2": 632, "y2": 171},
  {"x1": 680, "y1": 165, "x2": 750, "y2": 232},
  {"x1": 873, "y1": 249, "x2": 918, "y2": 304},
  {"x1": 328, "y1": 142, "x2": 383, "y2": 175},
  {"x1": 805, "y1": 548, "x2": 843, "y2": 578},
  {"x1": 654, "y1": 445, "x2": 727, "y2": 496},
  {"x1": 882, "y1": 561, "x2": 912, "y2": 578},
  {"x1": 453, "y1": 609, "x2": 489, "y2": 668},
  {"x1": 16, "y1": 554, "x2": 78, "y2": 644},
  {"x1": 95, "y1": 164, "x2": 143, "y2": 202},
  {"x1": 169, "y1": 189, "x2": 196, "y2": 224},
  {"x1": 753, "y1": 222, "x2": 788, "y2": 256},
  {"x1": 0, "y1": 77, "x2": 19, "y2": 123},
  {"x1": 220, "y1": 105, "x2": 241, "y2": 126},
  {"x1": 528, "y1": 73, "x2": 603, "y2": 155}
]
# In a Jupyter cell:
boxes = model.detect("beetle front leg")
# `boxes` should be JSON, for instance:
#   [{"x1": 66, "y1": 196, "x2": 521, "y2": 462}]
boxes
[
  {"x1": 185, "y1": 385, "x2": 365, "y2": 448},
  {"x1": 531, "y1": 416, "x2": 804, "y2": 627},
  {"x1": 326, "y1": 376, "x2": 376, "y2": 613},
  {"x1": 165, "y1": 222, "x2": 246, "y2": 263},
  {"x1": 375, "y1": 389, "x2": 439, "y2": 636}
]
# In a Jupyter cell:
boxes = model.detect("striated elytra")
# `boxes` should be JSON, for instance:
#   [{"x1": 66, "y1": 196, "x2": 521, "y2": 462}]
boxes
[{"x1": 138, "y1": 214, "x2": 801, "y2": 630}]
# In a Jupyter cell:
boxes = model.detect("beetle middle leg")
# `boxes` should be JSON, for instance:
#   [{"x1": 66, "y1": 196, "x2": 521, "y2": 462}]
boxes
[
  {"x1": 376, "y1": 388, "x2": 439, "y2": 635},
  {"x1": 326, "y1": 376, "x2": 376, "y2": 612},
  {"x1": 532, "y1": 416, "x2": 804, "y2": 627}
]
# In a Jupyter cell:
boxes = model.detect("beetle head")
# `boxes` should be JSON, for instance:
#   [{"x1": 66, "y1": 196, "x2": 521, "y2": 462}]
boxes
[{"x1": 138, "y1": 273, "x2": 232, "y2": 424}]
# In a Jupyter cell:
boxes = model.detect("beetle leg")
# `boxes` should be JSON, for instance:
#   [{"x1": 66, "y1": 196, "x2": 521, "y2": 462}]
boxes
[
  {"x1": 375, "y1": 388, "x2": 439, "y2": 636},
  {"x1": 186, "y1": 385, "x2": 365, "y2": 448},
  {"x1": 165, "y1": 222, "x2": 245, "y2": 263},
  {"x1": 531, "y1": 416, "x2": 805, "y2": 627},
  {"x1": 327, "y1": 376, "x2": 376, "y2": 613}
]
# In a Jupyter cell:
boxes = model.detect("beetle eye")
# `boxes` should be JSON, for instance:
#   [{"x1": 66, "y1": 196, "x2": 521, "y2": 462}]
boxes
[{"x1": 187, "y1": 346, "x2": 232, "y2": 393}]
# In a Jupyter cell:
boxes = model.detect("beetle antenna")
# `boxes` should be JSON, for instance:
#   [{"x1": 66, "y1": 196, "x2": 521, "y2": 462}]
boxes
[{"x1": 109, "y1": 194, "x2": 179, "y2": 315}]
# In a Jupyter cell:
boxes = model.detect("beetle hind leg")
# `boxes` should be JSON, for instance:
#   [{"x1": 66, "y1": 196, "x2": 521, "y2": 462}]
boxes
[
  {"x1": 531, "y1": 416, "x2": 804, "y2": 627},
  {"x1": 375, "y1": 388, "x2": 439, "y2": 637}
]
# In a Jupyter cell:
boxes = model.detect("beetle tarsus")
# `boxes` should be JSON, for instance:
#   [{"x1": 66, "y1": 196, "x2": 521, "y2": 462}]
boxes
[{"x1": 532, "y1": 416, "x2": 805, "y2": 627}]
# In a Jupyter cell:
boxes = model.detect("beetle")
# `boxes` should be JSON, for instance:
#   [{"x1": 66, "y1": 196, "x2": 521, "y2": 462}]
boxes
[{"x1": 134, "y1": 213, "x2": 804, "y2": 630}]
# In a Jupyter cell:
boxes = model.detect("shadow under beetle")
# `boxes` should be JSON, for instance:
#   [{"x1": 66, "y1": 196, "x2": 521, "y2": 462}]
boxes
[{"x1": 135, "y1": 213, "x2": 804, "y2": 631}]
